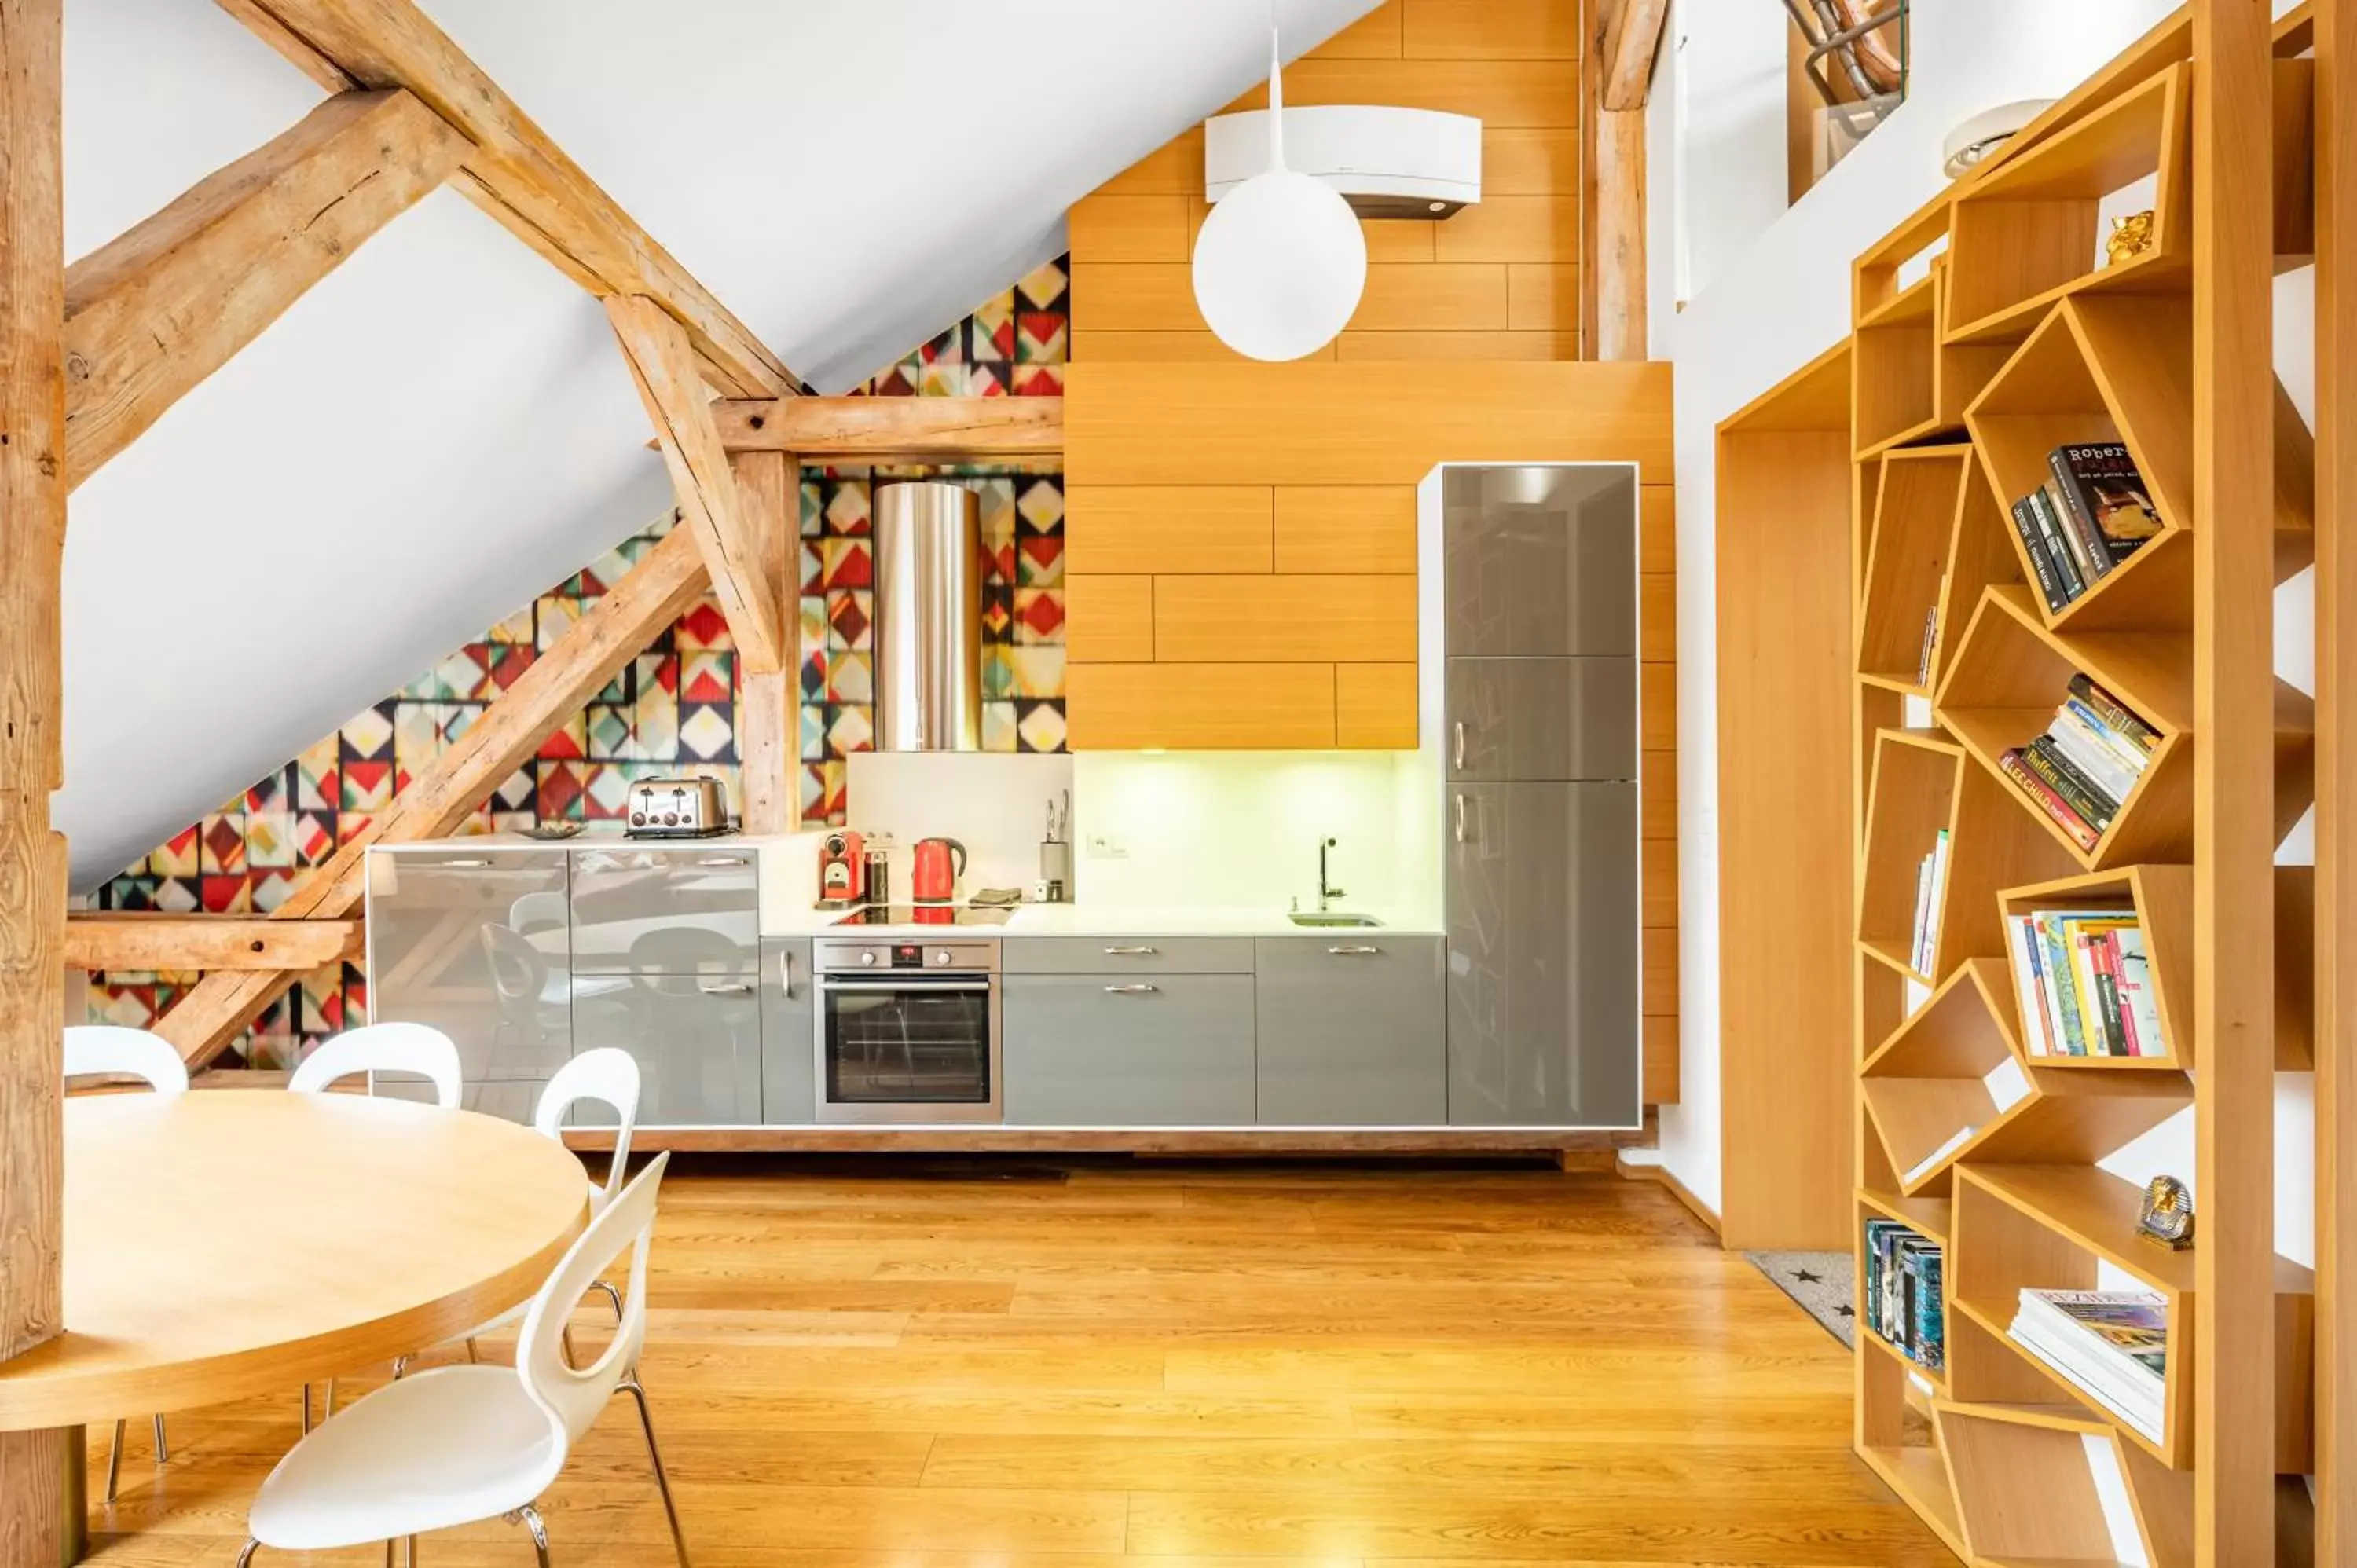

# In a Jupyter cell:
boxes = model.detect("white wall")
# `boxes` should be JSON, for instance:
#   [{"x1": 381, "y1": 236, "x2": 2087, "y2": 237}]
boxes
[
  {"x1": 1655, "y1": 1, "x2": 2310, "y2": 1227},
  {"x1": 844, "y1": 752, "x2": 1076, "y2": 899}
]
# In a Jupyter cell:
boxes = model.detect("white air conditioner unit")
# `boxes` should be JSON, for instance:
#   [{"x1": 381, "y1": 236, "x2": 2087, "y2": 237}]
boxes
[{"x1": 1204, "y1": 104, "x2": 1482, "y2": 218}]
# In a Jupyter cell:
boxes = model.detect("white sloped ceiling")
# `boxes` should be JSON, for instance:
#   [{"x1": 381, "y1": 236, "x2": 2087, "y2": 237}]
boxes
[{"x1": 58, "y1": 0, "x2": 1376, "y2": 889}]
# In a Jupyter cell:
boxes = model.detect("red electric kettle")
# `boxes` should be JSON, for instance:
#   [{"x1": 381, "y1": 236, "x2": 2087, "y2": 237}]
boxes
[{"x1": 911, "y1": 837, "x2": 967, "y2": 903}]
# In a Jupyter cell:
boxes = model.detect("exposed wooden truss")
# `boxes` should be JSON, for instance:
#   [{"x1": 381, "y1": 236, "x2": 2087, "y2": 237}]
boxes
[
  {"x1": 712, "y1": 394, "x2": 1064, "y2": 461},
  {"x1": 1587, "y1": 0, "x2": 1672, "y2": 361},
  {"x1": 609, "y1": 295, "x2": 788, "y2": 674},
  {"x1": 1599, "y1": 0, "x2": 1672, "y2": 111},
  {"x1": 64, "y1": 87, "x2": 466, "y2": 489},
  {"x1": 214, "y1": 0, "x2": 799, "y2": 397},
  {"x1": 729, "y1": 449, "x2": 799, "y2": 835},
  {"x1": 155, "y1": 526, "x2": 711, "y2": 1067},
  {"x1": 63, "y1": 915, "x2": 363, "y2": 973}
]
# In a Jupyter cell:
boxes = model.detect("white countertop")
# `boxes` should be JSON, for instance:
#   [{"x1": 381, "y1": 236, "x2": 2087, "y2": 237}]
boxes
[{"x1": 765, "y1": 902, "x2": 1442, "y2": 940}]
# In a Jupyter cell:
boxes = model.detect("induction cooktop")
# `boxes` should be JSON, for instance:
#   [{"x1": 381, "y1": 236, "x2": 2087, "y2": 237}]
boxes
[{"x1": 830, "y1": 904, "x2": 1014, "y2": 927}]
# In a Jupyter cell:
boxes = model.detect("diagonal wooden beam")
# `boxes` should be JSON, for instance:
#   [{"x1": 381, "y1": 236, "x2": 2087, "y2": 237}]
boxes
[
  {"x1": 63, "y1": 914, "x2": 363, "y2": 972},
  {"x1": 217, "y1": 0, "x2": 799, "y2": 398},
  {"x1": 1598, "y1": 0, "x2": 1671, "y2": 111},
  {"x1": 608, "y1": 295, "x2": 787, "y2": 675},
  {"x1": 64, "y1": 88, "x2": 467, "y2": 489},
  {"x1": 710, "y1": 395, "x2": 1065, "y2": 462},
  {"x1": 154, "y1": 522, "x2": 710, "y2": 1067}
]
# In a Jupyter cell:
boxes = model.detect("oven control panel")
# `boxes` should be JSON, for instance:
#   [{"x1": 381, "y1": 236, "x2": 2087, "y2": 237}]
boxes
[{"x1": 813, "y1": 937, "x2": 1001, "y2": 975}]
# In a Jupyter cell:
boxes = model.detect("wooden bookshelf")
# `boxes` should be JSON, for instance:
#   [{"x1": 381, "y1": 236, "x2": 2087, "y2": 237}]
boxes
[{"x1": 1936, "y1": 1399, "x2": 2195, "y2": 1566}]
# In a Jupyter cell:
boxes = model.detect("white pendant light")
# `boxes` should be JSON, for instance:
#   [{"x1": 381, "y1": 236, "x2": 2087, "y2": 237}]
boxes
[{"x1": 1191, "y1": 7, "x2": 1368, "y2": 361}]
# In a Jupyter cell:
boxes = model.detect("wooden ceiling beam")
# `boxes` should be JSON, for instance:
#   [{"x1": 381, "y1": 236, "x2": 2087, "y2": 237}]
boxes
[
  {"x1": 64, "y1": 87, "x2": 466, "y2": 491},
  {"x1": 215, "y1": 0, "x2": 800, "y2": 397},
  {"x1": 1599, "y1": 0, "x2": 1672, "y2": 111},
  {"x1": 609, "y1": 296, "x2": 788, "y2": 675},
  {"x1": 711, "y1": 395, "x2": 1065, "y2": 461},
  {"x1": 64, "y1": 914, "x2": 363, "y2": 972},
  {"x1": 154, "y1": 524, "x2": 710, "y2": 1067}
]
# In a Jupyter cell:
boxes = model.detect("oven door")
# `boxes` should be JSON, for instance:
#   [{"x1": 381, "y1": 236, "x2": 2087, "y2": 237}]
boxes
[{"x1": 814, "y1": 974, "x2": 1002, "y2": 1123}]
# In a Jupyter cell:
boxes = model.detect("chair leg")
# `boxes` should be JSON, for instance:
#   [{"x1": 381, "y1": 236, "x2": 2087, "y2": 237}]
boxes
[
  {"x1": 519, "y1": 1503, "x2": 552, "y2": 1567},
  {"x1": 236, "y1": 1541, "x2": 260, "y2": 1567},
  {"x1": 152, "y1": 1412, "x2": 169, "y2": 1463},
  {"x1": 621, "y1": 1374, "x2": 690, "y2": 1567},
  {"x1": 104, "y1": 1419, "x2": 123, "y2": 1504},
  {"x1": 299, "y1": 1383, "x2": 312, "y2": 1434},
  {"x1": 324, "y1": 1377, "x2": 337, "y2": 1420},
  {"x1": 591, "y1": 1277, "x2": 625, "y2": 1323}
]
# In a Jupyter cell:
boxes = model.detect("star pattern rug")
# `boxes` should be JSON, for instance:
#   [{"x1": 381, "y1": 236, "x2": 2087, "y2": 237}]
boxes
[{"x1": 1746, "y1": 1249, "x2": 1856, "y2": 1347}]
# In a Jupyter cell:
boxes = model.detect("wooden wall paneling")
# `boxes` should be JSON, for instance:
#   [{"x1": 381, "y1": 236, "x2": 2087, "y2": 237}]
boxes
[
  {"x1": 1065, "y1": 193, "x2": 1190, "y2": 262},
  {"x1": 1091, "y1": 126, "x2": 1203, "y2": 195},
  {"x1": 1063, "y1": 485, "x2": 1273, "y2": 574},
  {"x1": 1221, "y1": 59, "x2": 1581, "y2": 126},
  {"x1": 1402, "y1": 0, "x2": 1579, "y2": 60},
  {"x1": 62, "y1": 88, "x2": 467, "y2": 490},
  {"x1": 1063, "y1": 576, "x2": 1155, "y2": 663},
  {"x1": 731, "y1": 449, "x2": 797, "y2": 834},
  {"x1": 1311, "y1": 0, "x2": 1402, "y2": 59},
  {"x1": 1333, "y1": 329, "x2": 1581, "y2": 361},
  {"x1": 1333, "y1": 664, "x2": 1417, "y2": 747},
  {"x1": 1153, "y1": 576, "x2": 1418, "y2": 664},
  {"x1": 0, "y1": 1, "x2": 68, "y2": 1555},
  {"x1": 2311, "y1": 0, "x2": 2355, "y2": 1554},
  {"x1": 1064, "y1": 361, "x2": 1673, "y2": 484},
  {"x1": 1351, "y1": 263, "x2": 1511, "y2": 330},
  {"x1": 1483, "y1": 127, "x2": 1583, "y2": 193},
  {"x1": 2190, "y1": 0, "x2": 2281, "y2": 1555},
  {"x1": 1272, "y1": 486, "x2": 1418, "y2": 573},
  {"x1": 1069, "y1": 329, "x2": 1280, "y2": 364},
  {"x1": 1432, "y1": 196, "x2": 1582, "y2": 262},
  {"x1": 1065, "y1": 665, "x2": 1336, "y2": 749},
  {"x1": 1640, "y1": 483, "x2": 1677, "y2": 572},
  {"x1": 1505, "y1": 262, "x2": 1582, "y2": 331},
  {"x1": 1642, "y1": 1013, "x2": 1678, "y2": 1102}
]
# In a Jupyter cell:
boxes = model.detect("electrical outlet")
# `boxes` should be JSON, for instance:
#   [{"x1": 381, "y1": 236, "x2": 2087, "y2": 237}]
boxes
[{"x1": 1087, "y1": 833, "x2": 1129, "y2": 860}]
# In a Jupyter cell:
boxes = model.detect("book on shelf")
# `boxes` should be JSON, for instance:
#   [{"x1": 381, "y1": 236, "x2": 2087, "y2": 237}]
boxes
[
  {"x1": 1910, "y1": 830, "x2": 1950, "y2": 976},
  {"x1": 2007, "y1": 1288, "x2": 2167, "y2": 1441},
  {"x1": 1916, "y1": 603, "x2": 1940, "y2": 689},
  {"x1": 1997, "y1": 678, "x2": 2158, "y2": 851},
  {"x1": 2004, "y1": 444, "x2": 2165, "y2": 613},
  {"x1": 1863, "y1": 1219, "x2": 1945, "y2": 1371},
  {"x1": 2008, "y1": 909, "x2": 2162, "y2": 1057}
]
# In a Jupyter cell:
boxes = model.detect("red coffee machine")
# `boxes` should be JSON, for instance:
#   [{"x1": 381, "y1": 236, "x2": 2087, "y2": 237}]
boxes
[
  {"x1": 911, "y1": 837, "x2": 967, "y2": 903},
  {"x1": 817, "y1": 830, "x2": 866, "y2": 906}
]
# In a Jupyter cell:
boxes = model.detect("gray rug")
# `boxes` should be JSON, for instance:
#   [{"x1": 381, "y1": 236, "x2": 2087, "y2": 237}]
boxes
[{"x1": 1747, "y1": 1250, "x2": 1855, "y2": 1347}]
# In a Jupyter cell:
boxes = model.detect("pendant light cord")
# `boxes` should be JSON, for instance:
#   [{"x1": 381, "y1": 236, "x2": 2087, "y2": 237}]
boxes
[{"x1": 1267, "y1": 0, "x2": 1287, "y2": 169}]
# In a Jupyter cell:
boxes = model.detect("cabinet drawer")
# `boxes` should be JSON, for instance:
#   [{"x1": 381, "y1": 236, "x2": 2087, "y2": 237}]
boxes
[
  {"x1": 572, "y1": 976, "x2": 764, "y2": 1126},
  {"x1": 1003, "y1": 973, "x2": 1256, "y2": 1125},
  {"x1": 1254, "y1": 936, "x2": 1446, "y2": 1126},
  {"x1": 569, "y1": 846, "x2": 759, "y2": 976},
  {"x1": 1001, "y1": 936, "x2": 1255, "y2": 975}
]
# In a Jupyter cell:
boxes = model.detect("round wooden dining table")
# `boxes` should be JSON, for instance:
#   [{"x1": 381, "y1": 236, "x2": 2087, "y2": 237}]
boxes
[{"x1": 0, "y1": 1090, "x2": 591, "y2": 1561}]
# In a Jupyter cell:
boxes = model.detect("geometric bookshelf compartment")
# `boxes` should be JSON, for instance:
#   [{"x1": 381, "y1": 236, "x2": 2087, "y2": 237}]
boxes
[
  {"x1": 1860, "y1": 958, "x2": 2192, "y2": 1197},
  {"x1": 1857, "y1": 728, "x2": 2084, "y2": 984},
  {"x1": 1963, "y1": 293, "x2": 2315, "y2": 633},
  {"x1": 1998, "y1": 864, "x2": 2319, "y2": 1070},
  {"x1": 1934, "y1": 584, "x2": 2317, "y2": 872},
  {"x1": 1853, "y1": 269, "x2": 1937, "y2": 456},
  {"x1": 1857, "y1": 449, "x2": 2028, "y2": 697},
  {"x1": 1949, "y1": 1163, "x2": 2315, "y2": 1473},
  {"x1": 1935, "y1": 1399, "x2": 2194, "y2": 1568}
]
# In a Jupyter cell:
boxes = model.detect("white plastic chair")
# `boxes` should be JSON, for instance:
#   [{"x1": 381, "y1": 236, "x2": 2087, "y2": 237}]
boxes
[
  {"x1": 288, "y1": 1023, "x2": 463, "y2": 1108},
  {"x1": 235, "y1": 1152, "x2": 686, "y2": 1567},
  {"x1": 62, "y1": 1026, "x2": 186, "y2": 1503}
]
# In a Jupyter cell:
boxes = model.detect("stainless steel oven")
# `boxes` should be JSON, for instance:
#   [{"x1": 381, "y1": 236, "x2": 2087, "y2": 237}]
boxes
[{"x1": 812, "y1": 936, "x2": 1001, "y2": 1123}]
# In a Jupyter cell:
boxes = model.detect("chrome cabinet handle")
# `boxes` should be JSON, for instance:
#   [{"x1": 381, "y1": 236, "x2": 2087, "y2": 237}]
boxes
[
  {"x1": 1452, "y1": 720, "x2": 1467, "y2": 770},
  {"x1": 438, "y1": 858, "x2": 493, "y2": 869},
  {"x1": 1102, "y1": 945, "x2": 1159, "y2": 956},
  {"x1": 699, "y1": 981, "x2": 755, "y2": 995},
  {"x1": 1328, "y1": 945, "x2": 1380, "y2": 956},
  {"x1": 697, "y1": 855, "x2": 751, "y2": 866},
  {"x1": 778, "y1": 950, "x2": 792, "y2": 995},
  {"x1": 1103, "y1": 983, "x2": 1160, "y2": 995},
  {"x1": 1453, "y1": 795, "x2": 1468, "y2": 844}
]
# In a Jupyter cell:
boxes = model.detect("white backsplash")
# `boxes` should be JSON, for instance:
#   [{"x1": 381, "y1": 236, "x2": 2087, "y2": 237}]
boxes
[
  {"x1": 1069, "y1": 751, "x2": 1439, "y2": 916},
  {"x1": 845, "y1": 751, "x2": 1076, "y2": 898}
]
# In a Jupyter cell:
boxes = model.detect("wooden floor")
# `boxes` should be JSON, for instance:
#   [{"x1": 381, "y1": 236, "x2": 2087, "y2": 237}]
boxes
[{"x1": 82, "y1": 1159, "x2": 1955, "y2": 1566}]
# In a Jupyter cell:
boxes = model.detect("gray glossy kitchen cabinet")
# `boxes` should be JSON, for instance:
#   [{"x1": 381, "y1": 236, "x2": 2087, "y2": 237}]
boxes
[
  {"x1": 1446, "y1": 780, "x2": 1640, "y2": 1127},
  {"x1": 1253, "y1": 936, "x2": 1445, "y2": 1125},
  {"x1": 1000, "y1": 936, "x2": 1254, "y2": 975},
  {"x1": 573, "y1": 970, "x2": 763, "y2": 1125},
  {"x1": 569, "y1": 845, "x2": 760, "y2": 976},
  {"x1": 759, "y1": 938, "x2": 815, "y2": 1123},
  {"x1": 1446, "y1": 658, "x2": 1637, "y2": 783},
  {"x1": 1442, "y1": 465, "x2": 1637, "y2": 658},
  {"x1": 1003, "y1": 973, "x2": 1255, "y2": 1125},
  {"x1": 365, "y1": 846, "x2": 575, "y2": 1092}
]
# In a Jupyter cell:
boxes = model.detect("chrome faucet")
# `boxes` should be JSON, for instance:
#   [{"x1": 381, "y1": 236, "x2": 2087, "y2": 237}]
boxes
[{"x1": 1317, "y1": 837, "x2": 1344, "y2": 911}]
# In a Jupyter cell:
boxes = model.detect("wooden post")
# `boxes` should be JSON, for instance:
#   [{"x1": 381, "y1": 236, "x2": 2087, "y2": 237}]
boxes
[
  {"x1": 731, "y1": 448, "x2": 798, "y2": 834},
  {"x1": 2189, "y1": 0, "x2": 2278, "y2": 1560},
  {"x1": 2312, "y1": 0, "x2": 2357, "y2": 1558},
  {"x1": 0, "y1": 0, "x2": 69, "y2": 1557}
]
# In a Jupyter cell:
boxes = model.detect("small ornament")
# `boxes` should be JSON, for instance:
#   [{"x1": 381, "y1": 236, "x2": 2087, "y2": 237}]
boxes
[
  {"x1": 2138, "y1": 1174, "x2": 2194, "y2": 1251},
  {"x1": 2105, "y1": 210, "x2": 2157, "y2": 268}
]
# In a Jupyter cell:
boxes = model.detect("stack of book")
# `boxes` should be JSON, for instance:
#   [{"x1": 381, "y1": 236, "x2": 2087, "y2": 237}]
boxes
[
  {"x1": 2007, "y1": 441, "x2": 2166, "y2": 613},
  {"x1": 2007, "y1": 1288, "x2": 2168, "y2": 1441},
  {"x1": 2007, "y1": 908, "x2": 2163, "y2": 1057},
  {"x1": 1997, "y1": 674, "x2": 2161, "y2": 852},
  {"x1": 1864, "y1": 1220, "x2": 1945, "y2": 1371},
  {"x1": 1910, "y1": 830, "x2": 1951, "y2": 975}
]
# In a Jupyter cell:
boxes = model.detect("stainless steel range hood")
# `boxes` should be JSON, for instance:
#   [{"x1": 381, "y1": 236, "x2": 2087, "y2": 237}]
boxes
[{"x1": 873, "y1": 481, "x2": 984, "y2": 751}]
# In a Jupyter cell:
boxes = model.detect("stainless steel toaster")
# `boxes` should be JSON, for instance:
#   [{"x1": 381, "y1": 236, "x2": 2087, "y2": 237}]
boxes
[{"x1": 625, "y1": 775, "x2": 731, "y2": 837}]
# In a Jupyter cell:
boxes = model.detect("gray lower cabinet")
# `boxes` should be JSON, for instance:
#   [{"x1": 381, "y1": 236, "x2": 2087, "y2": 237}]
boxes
[
  {"x1": 1003, "y1": 973, "x2": 1255, "y2": 1125},
  {"x1": 1253, "y1": 936, "x2": 1445, "y2": 1125},
  {"x1": 569, "y1": 846, "x2": 760, "y2": 976},
  {"x1": 759, "y1": 938, "x2": 816, "y2": 1123},
  {"x1": 573, "y1": 970, "x2": 762, "y2": 1126}
]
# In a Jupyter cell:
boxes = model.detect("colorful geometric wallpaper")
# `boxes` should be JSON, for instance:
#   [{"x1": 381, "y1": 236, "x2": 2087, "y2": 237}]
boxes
[{"x1": 83, "y1": 258, "x2": 1070, "y2": 1065}]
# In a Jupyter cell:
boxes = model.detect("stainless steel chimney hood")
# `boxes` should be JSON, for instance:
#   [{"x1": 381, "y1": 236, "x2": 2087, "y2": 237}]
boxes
[{"x1": 873, "y1": 481, "x2": 984, "y2": 752}]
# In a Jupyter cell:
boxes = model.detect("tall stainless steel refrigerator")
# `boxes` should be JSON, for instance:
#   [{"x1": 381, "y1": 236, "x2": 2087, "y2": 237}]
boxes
[{"x1": 1436, "y1": 463, "x2": 1641, "y2": 1129}]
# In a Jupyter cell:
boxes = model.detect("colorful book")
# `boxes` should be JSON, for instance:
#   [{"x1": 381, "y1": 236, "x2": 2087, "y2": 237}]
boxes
[
  {"x1": 2008, "y1": 914, "x2": 2060, "y2": 1056},
  {"x1": 2041, "y1": 478, "x2": 2110, "y2": 584},
  {"x1": 2010, "y1": 496, "x2": 2070, "y2": 613},
  {"x1": 2028, "y1": 485, "x2": 2089, "y2": 599},
  {"x1": 2001, "y1": 749, "x2": 2101, "y2": 852},
  {"x1": 2022, "y1": 739, "x2": 2118, "y2": 830},
  {"x1": 2052, "y1": 442, "x2": 2165, "y2": 567},
  {"x1": 2047, "y1": 705, "x2": 2143, "y2": 805},
  {"x1": 2067, "y1": 673, "x2": 2162, "y2": 753}
]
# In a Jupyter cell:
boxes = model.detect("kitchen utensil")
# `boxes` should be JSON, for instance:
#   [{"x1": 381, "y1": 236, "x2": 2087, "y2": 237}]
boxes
[
  {"x1": 911, "y1": 837, "x2": 968, "y2": 903},
  {"x1": 1039, "y1": 839, "x2": 1073, "y2": 903},
  {"x1": 818, "y1": 830, "x2": 867, "y2": 905},
  {"x1": 625, "y1": 775, "x2": 730, "y2": 838}
]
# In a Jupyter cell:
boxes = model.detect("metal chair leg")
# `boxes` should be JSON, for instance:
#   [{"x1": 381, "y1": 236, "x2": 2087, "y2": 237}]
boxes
[
  {"x1": 104, "y1": 1419, "x2": 123, "y2": 1504},
  {"x1": 519, "y1": 1503, "x2": 552, "y2": 1567},
  {"x1": 236, "y1": 1540, "x2": 260, "y2": 1567},
  {"x1": 299, "y1": 1383, "x2": 312, "y2": 1434},
  {"x1": 324, "y1": 1377, "x2": 338, "y2": 1420},
  {"x1": 621, "y1": 1374, "x2": 690, "y2": 1566},
  {"x1": 152, "y1": 1412, "x2": 168, "y2": 1462},
  {"x1": 590, "y1": 1277, "x2": 625, "y2": 1323},
  {"x1": 561, "y1": 1324, "x2": 577, "y2": 1366}
]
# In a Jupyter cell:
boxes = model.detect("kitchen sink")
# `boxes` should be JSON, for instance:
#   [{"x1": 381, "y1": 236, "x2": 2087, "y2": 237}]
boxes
[{"x1": 1288, "y1": 911, "x2": 1383, "y2": 928}]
